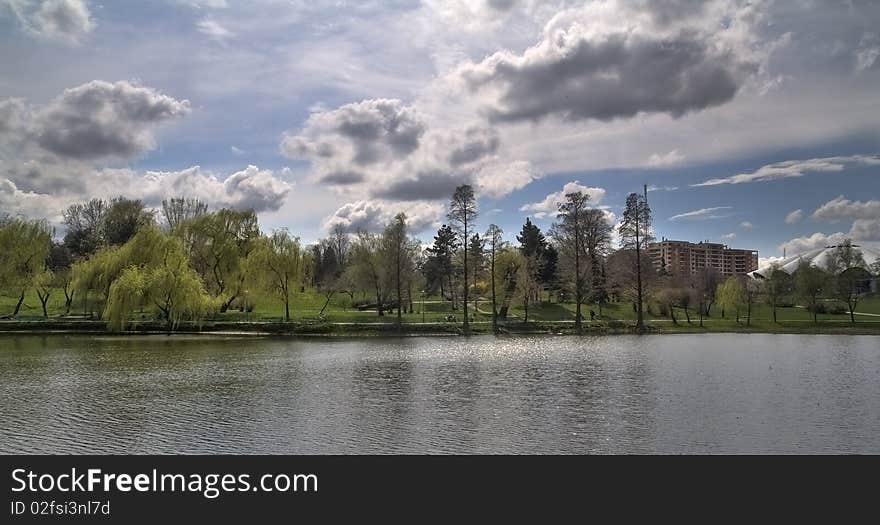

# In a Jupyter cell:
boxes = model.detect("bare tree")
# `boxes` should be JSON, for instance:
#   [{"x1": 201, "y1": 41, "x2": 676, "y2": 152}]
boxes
[
  {"x1": 162, "y1": 197, "x2": 208, "y2": 231},
  {"x1": 551, "y1": 191, "x2": 591, "y2": 334},
  {"x1": 618, "y1": 192, "x2": 652, "y2": 332},
  {"x1": 448, "y1": 185, "x2": 477, "y2": 333},
  {"x1": 485, "y1": 224, "x2": 504, "y2": 333}
]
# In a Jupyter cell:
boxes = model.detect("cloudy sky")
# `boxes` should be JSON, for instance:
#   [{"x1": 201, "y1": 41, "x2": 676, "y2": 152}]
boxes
[{"x1": 1, "y1": 0, "x2": 879, "y2": 263}]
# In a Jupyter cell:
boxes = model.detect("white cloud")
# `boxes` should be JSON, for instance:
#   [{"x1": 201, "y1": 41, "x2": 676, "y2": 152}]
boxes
[
  {"x1": 722, "y1": 232, "x2": 736, "y2": 240},
  {"x1": 475, "y1": 159, "x2": 537, "y2": 198},
  {"x1": 33, "y1": 0, "x2": 93, "y2": 43},
  {"x1": 648, "y1": 149, "x2": 685, "y2": 167},
  {"x1": 0, "y1": 177, "x2": 71, "y2": 222},
  {"x1": 739, "y1": 221, "x2": 753, "y2": 230},
  {"x1": 758, "y1": 255, "x2": 785, "y2": 268},
  {"x1": 519, "y1": 181, "x2": 606, "y2": 217},
  {"x1": 692, "y1": 155, "x2": 880, "y2": 186},
  {"x1": 849, "y1": 219, "x2": 880, "y2": 242},
  {"x1": 855, "y1": 33, "x2": 880, "y2": 72},
  {"x1": 0, "y1": 80, "x2": 190, "y2": 161},
  {"x1": 1, "y1": 0, "x2": 95, "y2": 44},
  {"x1": 134, "y1": 165, "x2": 291, "y2": 213},
  {"x1": 778, "y1": 231, "x2": 847, "y2": 255},
  {"x1": 812, "y1": 195, "x2": 880, "y2": 222},
  {"x1": 784, "y1": 209, "x2": 803, "y2": 224},
  {"x1": 281, "y1": 98, "x2": 534, "y2": 202},
  {"x1": 646, "y1": 185, "x2": 678, "y2": 192},
  {"x1": 457, "y1": 0, "x2": 763, "y2": 124},
  {"x1": 230, "y1": 145, "x2": 244, "y2": 155},
  {"x1": 196, "y1": 18, "x2": 233, "y2": 39},
  {"x1": 322, "y1": 199, "x2": 444, "y2": 234},
  {"x1": 669, "y1": 206, "x2": 732, "y2": 221}
]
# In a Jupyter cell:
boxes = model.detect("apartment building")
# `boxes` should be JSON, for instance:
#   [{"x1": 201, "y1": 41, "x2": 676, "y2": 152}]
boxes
[{"x1": 648, "y1": 238, "x2": 758, "y2": 277}]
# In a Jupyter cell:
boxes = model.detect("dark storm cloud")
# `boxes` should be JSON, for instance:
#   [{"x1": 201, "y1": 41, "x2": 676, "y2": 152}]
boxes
[
  {"x1": 462, "y1": 28, "x2": 754, "y2": 123},
  {"x1": 282, "y1": 98, "x2": 426, "y2": 166},
  {"x1": 33, "y1": 80, "x2": 190, "y2": 160},
  {"x1": 318, "y1": 170, "x2": 366, "y2": 185},
  {"x1": 372, "y1": 169, "x2": 472, "y2": 201},
  {"x1": 486, "y1": 0, "x2": 517, "y2": 12},
  {"x1": 448, "y1": 126, "x2": 500, "y2": 166}
]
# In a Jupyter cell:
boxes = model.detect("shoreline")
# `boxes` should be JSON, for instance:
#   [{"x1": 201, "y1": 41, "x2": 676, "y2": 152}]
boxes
[{"x1": 1, "y1": 319, "x2": 879, "y2": 337}]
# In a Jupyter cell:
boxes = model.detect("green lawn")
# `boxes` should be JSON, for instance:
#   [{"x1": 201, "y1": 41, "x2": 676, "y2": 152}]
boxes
[{"x1": 2, "y1": 286, "x2": 879, "y2": 334}]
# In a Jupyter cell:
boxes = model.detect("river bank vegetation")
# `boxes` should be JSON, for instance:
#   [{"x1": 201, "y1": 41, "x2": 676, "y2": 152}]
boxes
[{"x1": 1, "y1": 186, "x2": 879, "y2": 336}]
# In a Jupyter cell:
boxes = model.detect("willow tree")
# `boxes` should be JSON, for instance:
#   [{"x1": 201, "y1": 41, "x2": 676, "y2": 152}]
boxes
[
  {"x1": 97, "y1": 227, "x2": 214, "y2": 331},
  {"x1": 184, "y1": 208, "x2": 260, "y2": 312},
  {"x1": 250, "y1": 229, "x2": 308, "y2": 322},
  {"x1": 0, "y1": 218, "x2": 52, "y2": 317}
]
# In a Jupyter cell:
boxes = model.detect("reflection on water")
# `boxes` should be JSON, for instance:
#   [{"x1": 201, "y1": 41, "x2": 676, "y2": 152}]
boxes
[{"x1": 0, "y1": 334, "x2": 878, "y2": 454}]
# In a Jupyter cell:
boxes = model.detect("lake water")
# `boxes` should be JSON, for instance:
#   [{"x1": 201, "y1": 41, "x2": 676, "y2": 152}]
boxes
[{"x1": 1, "y1": 333, "x2": 878, "y2": 454}]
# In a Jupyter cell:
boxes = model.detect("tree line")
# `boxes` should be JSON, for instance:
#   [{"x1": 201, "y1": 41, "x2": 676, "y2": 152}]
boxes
[{"x1": 1, "y1": 187, "x2": 876, "y2": 332}]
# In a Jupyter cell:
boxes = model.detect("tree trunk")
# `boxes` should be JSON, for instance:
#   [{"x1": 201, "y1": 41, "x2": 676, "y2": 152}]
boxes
[
  {"x1": 462, "y1": 220, "x2": 469, "y2": 334},
  {"x1": 38, "y1": 291, "x2": 50, "y2": 318},
  {"x1": 574, "y1": 220, "x2": 582, "y2": 335},
  {"x1": 13, "y1": 290, "x2": 25, "y2": 317},
  {"x1": 634, "y1": 216, "x2": 644, "y2": 333},
  {"x1": 491, "y1": 252, "x2": 498, "y2": 334},
  {"x1": 684, "y1": 306, "x2": 691, "y2": 324}
]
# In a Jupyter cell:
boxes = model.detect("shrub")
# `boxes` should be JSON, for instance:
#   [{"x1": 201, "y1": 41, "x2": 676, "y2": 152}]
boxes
[{"x1": 828, "y1": 304, "x2": 847, "y2": 315}]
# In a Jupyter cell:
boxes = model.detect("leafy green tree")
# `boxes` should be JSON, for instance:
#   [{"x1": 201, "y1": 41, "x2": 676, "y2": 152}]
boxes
[
  {"x1": 382, "y1": 213, "x2": 410, "y2": 326},
  {"x1": 493, "y1": 247, "x2": 521, "y2": 320},
  {"x1": 469, "y1": 233, "x2": 485, "y2": 312},
  {"x1": 343, "y1": 231, "x2": 387, "y2": 316},
  {"x1": 424, "y1": 224, "x2": 458, "y2": 304},
  {"x1": 795, "y1": 261, "x2": 828, "y2": 325},
  {"x1": 516, "y1": 252, "x2": 540, "y2": 322},
  {"x1": 0, "y1": 218, "x2": 52, "y2": 317},
  {"x1": 103, "y1": 197, "x2": 154, "y2": 246},
  {"x1": 250, "y1": 229, "x2": 308, "y2": 322},
  {"x1": 69, "y1": 226, "x2": 214, "y2": 330},
  {"x1": 540, "y1": 244, "x2": 560, "y2": 299},
  {"x1": 104, "y1": 236, "x2": 214, "y2": 331},
  {"x1": 717, "y1": 276, "x2": 745, "y2": 323},
  {"x1": 764, "y1": 265, "x2": 792, "y2": 323},
  {"x1": 185, "y1": 208, "x2": 260, "y2": 312},
  {"x1": 827, "y1": 239, "x2": 869, "y2": 323}
]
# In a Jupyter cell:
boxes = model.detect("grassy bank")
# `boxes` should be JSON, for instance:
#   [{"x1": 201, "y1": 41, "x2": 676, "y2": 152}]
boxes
[{"x1": 1, "y1": 287, "x2": 879, "y2": 336}]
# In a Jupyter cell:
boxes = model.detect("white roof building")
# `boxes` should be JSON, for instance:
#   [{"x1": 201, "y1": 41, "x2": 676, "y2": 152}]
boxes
[{"x1": 749, "y1": 244, "x2": 880, "y2": 279}]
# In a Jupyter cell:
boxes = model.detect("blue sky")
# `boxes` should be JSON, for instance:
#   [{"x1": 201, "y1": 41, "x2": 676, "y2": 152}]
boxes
[{"x1": 1, "y1": 0, "x2": 879, "y2": 265}]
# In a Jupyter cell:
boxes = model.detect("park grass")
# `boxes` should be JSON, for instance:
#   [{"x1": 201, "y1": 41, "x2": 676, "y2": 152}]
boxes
[{"x1": 1, "y1": 286, "x2": 879, "y2": 336}]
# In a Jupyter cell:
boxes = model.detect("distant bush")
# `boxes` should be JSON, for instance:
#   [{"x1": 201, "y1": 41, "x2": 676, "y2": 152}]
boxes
[
  {"x1": 828, "y1": 304, "x2": 847, "y2": 315},
  {"x1": 808, "y1": 303, "x2": 827, "y2": 314},
  {"x1": 607, "y1": 320, "x2": 627, "y2": 330}
]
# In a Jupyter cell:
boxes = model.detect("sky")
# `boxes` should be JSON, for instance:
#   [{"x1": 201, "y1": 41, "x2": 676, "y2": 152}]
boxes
[{"x1": 1, "y1": 0, "x2": 879, "y2": 266}]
